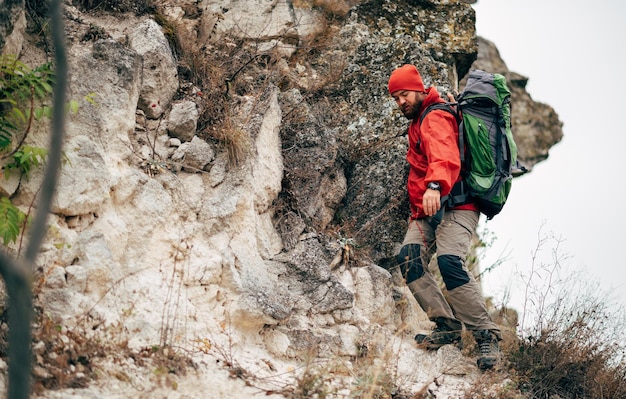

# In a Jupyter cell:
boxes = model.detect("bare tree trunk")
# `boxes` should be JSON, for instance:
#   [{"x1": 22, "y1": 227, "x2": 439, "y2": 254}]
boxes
[
  {"x1": 0, "y1": 263, "x2": 31, "y2": 398},
  {"x1": 0, "y1": 0, "x2": 66, "y2": 397}
]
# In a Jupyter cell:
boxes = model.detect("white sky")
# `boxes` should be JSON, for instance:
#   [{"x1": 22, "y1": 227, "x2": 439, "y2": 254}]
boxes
[{"x1": 472, "y1": 0, "x2": 626, "y2": 318}]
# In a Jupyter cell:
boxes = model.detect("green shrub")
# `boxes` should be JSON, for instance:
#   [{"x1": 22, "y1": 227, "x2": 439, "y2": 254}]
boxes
[{"x1": 0, "y1": 55, "x2": 55, "y2": 246}]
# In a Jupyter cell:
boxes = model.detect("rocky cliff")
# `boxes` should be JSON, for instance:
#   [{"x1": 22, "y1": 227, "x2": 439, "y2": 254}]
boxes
[{"x1": 0, "y1": 0, "x2": 562, "y2": 397}]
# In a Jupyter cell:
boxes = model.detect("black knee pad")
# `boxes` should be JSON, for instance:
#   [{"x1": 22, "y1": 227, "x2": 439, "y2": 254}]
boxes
[
  {"x1": 397, "y1": 244, "x2": 424, "y2": 284},
  {"x1": 438, "y1": 254, "x2": 470, "y2": 290}
]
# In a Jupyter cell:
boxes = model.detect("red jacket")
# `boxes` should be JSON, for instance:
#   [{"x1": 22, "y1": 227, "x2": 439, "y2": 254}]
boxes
[{"x1": 406, "y1": 87, "x2": 478, "y2": 219}]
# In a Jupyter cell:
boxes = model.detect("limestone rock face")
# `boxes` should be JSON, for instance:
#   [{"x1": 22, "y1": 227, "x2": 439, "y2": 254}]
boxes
[
  {"x1": 128, "y1": 19, "x2": 179, "y2": 119},
  {"x1": 0, "y1": 0, "x2": 26, "y2": 55},
  {"x1": 167, "y1": 100, "x2": 199, "y2": 142},
  {"x1": 0, "y1": 1, "x2": 562, "y2": 397}
]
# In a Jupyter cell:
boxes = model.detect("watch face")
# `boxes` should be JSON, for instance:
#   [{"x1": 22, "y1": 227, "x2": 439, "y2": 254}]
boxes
[{"x1": 428, "y1": 182, "x2": 441, "y2": 190}]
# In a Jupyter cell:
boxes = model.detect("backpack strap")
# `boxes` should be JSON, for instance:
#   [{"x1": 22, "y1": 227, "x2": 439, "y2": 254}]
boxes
[
  {"x1": 446, "y1": 179, "x2": 471, "y2": 208},
  {"x1": 418, "y1": 102, "x2": 457, "y2": 125},
  {"x1": 419, "y1": 102, "x2": 466, "y2": 166},
  {"x1": 418, "y1": 102, "x2": 471, "y2": 209}
]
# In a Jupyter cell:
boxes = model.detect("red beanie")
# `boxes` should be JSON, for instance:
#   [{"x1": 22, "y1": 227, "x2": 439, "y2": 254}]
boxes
[{"x1": 388, "y1": 64, "x2": 425, "y2": 94}]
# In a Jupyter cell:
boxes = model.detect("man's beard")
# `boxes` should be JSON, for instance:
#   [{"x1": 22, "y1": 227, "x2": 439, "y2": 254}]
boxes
[{"x1": 402, "y1": 102, "x2": 421, "y2": 120}]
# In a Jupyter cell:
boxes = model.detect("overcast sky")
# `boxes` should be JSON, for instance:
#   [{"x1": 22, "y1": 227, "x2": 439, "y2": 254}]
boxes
[{"x1": 471, "y1": 0, "x2": 626, "y2": 319}]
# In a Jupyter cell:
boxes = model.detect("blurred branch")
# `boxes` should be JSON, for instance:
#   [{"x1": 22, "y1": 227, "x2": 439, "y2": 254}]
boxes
[{"x1": 0, "y1": 0, "x2": 66, "y2": 397}]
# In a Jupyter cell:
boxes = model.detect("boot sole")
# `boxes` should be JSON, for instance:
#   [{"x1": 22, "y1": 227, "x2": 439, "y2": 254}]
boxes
[
  {"x1": 477, "y1": 356, "x2": 497, "y2": 370},
  {"x1": 415, "y1": 335, "x2": 463, "y2": 350}
]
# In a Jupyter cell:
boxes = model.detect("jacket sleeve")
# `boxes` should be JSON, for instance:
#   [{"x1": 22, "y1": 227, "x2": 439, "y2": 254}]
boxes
[{"x1": 419, "y1": 109, "x2": 461, "y2": 196}]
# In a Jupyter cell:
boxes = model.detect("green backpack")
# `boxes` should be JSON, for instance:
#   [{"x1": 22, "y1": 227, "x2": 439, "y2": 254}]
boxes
[{"x1": 420, "y1": 70, "x2": 526, "y2": 220}]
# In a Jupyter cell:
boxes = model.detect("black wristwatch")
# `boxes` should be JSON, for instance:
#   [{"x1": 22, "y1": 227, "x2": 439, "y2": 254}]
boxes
[{"x1": 427, "y1": 181, "x2": 441, "y2": 191}]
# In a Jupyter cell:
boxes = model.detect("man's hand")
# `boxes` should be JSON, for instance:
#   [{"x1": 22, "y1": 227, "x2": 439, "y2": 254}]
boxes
[{"x1": 422, "y1": 189, "x2": 441, "y2": 216}]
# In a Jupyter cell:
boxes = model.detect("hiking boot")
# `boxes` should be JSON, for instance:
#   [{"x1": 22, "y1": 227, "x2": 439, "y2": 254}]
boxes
[
  {"x1": 415, "y1": 320, "x2": 462, "y2": 350},
  {"x1": 473, "y1": 330, "x2": 501, "y2": 370}
]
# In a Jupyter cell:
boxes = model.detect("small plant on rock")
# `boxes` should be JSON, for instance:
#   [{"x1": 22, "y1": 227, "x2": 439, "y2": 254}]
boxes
[{"x1": 0, "y1": 55, "x2": 55, "y2": 246}]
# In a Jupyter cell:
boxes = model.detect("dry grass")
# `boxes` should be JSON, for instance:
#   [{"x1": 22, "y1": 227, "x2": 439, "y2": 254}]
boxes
[
  {"x1": 202, "y1": 321, "x2": 414, "y2": 398},
  {"x1": 0, "y1": 265, "x2": 197, "y2": 393},
  {"x1": 209, "y1": 116, "x2": 252, "y2": 168},
  {"x1": 293, "y1": 0, "x2": 356, "y2": 18},
  {"x1": 0, "y1": 306, "x2": 195, "y2": 394},
  {"x1": 73, "y1": 0, "x2": 156, "y2": 14},
  {"x1": 468, "y1": 230, "x2": 626, "y2": 398},
  {"x1": 506, "y1": 296, "x2": 626, "y2": 398},
  {"x1": 173, "y1": 22, "x2": 259, "y2": 167}
]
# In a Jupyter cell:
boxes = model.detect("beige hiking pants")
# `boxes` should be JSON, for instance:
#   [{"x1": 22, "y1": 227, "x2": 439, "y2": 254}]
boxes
[{"x1": 401, "y1": 209, "x2": 500, "y2": 335}]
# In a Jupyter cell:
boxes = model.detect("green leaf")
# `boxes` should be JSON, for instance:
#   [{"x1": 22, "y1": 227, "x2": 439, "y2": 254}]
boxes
[
  {"x1": 0, "y1": 197, "x2": 25, "y2": 245},
  {"x1": 4, "y1": 145, "x2": 48, "y2": 178},
  {"x1": 10, "y1": 107, "x2": 26, "y2": 123},
  {"x1": 41, "y1": 105, "x2": 53, "y2": 119},
  {"x1": 38, "y1": 81, "x2": 53, "y2": 95},
  {"x1": 84, "y1": 92, "x2": 98, "y2": 106},
  {"x1": 69, "y1": 99, "x2": 79, "y2": 114},
  {"x1": 0, "y1": 98, "x2": 17, "y2": 107},
  {"x1": 34, "y1": 107, "x2": 44, "y2": 120},
  {"x1": 33, "y1": 85, "x2": 45, "y2": 99}
]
